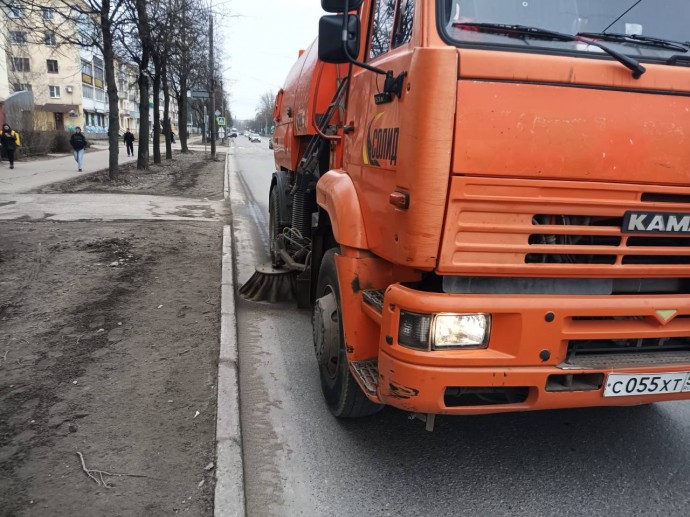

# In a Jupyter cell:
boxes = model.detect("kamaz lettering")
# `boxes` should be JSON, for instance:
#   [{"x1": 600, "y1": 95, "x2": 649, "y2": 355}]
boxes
[{"x1": 623, "y1": 212, "x2": 690, "y2": 234}]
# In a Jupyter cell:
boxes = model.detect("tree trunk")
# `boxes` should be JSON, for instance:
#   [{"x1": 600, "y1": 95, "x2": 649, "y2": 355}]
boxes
[
  {"x1": 136, "y1": 71, "x2": 150, "y2": 169},
  {"x1": 178, "y1": 74, "x2": 188, "y2": 153},
  {"x1": 101, "y1": 0, "x2": 119, "y2": 180},
  {"x1": 135, "y1": 0, "x2": 152, "y2": 170},
  {"x1": 152, "y1": 63, "x2": 161, "y2": 164},
  {"x1": 162, "y1": 62, "x2": 172, "y2": 160}
]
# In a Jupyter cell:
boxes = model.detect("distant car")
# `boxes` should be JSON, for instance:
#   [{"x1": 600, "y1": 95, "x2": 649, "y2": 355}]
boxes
[
  {"x1": 229, "y1": 131, "x2": 238, "y2": 138},
  {"x1": 249, "y1": 134, "x2": 261, "y2": 143}
]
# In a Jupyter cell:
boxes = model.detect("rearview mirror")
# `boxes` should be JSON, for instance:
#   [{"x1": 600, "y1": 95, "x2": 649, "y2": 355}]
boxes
[
  {"x1": 321, "y1": 0, "x2": 364, "y2": 13},
  {"x1": 318, "y1": 14, "x2": 360, "y2": 63}
]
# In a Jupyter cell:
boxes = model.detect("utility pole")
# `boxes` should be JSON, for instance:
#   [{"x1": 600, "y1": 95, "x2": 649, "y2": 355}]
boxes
[{"x1": 209, "y1": 3, "x2": 216, "y2": 159}]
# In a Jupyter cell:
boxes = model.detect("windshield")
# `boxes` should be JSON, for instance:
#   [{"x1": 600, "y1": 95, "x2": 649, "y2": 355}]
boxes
[{"x1": 439, "y1": 0, "x2": 690, "y2": 60}]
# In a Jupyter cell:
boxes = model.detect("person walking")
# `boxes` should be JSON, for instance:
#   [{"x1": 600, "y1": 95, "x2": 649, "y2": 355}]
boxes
[
  {"x1": 1, "y1": 124, "x2": 21, "y2": 169},
  {"x1": 70, "y1": 127, "x2": 88, "y2": 172},
  {"x1": 123, "y1": 128, "x2": 135, "y2": 156}
]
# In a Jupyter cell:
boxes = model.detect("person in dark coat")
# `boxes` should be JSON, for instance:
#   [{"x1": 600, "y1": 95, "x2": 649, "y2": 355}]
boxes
[
  {"x1": 123, "y1": 128, "x2": 135, "y2": 156},
  {"x1": 70, "y1": 127, "x2": 88, "y2": 172},
  {"x1": 1, "y1": 124, "x2": 21, "y2": 169}
]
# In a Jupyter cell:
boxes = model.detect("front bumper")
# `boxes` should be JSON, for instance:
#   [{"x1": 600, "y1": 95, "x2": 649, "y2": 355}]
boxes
[{"x1": 374, "y1": 284, "x2": 690, "y2": 415}]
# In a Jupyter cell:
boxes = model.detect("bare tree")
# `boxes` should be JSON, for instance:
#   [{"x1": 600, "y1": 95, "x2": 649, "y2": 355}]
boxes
[
  {"x1": 255, "y1": 90, "x2": 274, "y2": 135},
  {"x1": 168, "y1": 0, "x2": 209, "y2": 153}
]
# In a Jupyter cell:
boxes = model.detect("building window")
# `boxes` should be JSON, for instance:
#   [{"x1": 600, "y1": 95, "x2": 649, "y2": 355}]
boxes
[
  {"x1": 49, "y1": 85, "x2": 61, "y2": 98},
  {"x1": 95, "y1": 88, "x2": 105, "y2": 102},
  {"x1": 11, "y1": 57, "x2": 30, "y2": 72},
  {"x1": 81, "y1": 59, "x2": 93, "y2": 85},
  {"x1": 12, "y1": 83, "x2": 32, "y2": 92},
  {"x1": 47, "y1": 59, "x2": 59, "y2": 73},
  {"x1": 10, "y1": 31, "x2": 27, "y2": 45},
  {"x1": 82, "y1": 84, "x2": 94, "y2": 99},
  {"x1": 45, "y1": 32, "x2": 56, "y2": 46},
  {"x1": 94, "y1": 57, "x2": 104, "y2": 89},
  {"x1": 42, "y1": 7, "x2": 54, "y2": 20},
  {"x1": 8, "y1": 2, "x2": 26, "y2": 19}
]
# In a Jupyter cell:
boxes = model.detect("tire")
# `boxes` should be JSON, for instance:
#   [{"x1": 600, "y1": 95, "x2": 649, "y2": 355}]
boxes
[
  {"x1": 269, "y1": 187, "x2": 284, "y2": 267},
  {"x1": 313, "y1": 248, "x2": 383, "y2": 418}
]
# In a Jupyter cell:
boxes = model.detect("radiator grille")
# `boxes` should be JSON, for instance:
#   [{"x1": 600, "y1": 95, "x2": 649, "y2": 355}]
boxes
[
  {"x1": 528, "y1": 215, "x2": 690, "y2": 265},
  {"x1": 438, "y1": 177, "x2": 690, "y2": 277}
]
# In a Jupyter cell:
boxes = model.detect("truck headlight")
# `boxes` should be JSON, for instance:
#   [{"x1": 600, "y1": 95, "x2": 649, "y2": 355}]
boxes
[
  {"x1": 432, "y1": 314, "x2": 491, "y2": 349},
  {"x1": 398, "y1": 312, "x2": 491, "y2": 351}
]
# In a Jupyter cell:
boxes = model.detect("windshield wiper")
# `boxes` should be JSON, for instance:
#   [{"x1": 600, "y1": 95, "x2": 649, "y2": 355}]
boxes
[
  {"x1": 578, "y1": 32, "x2": 690, "y2": 53},
  {"x1": 453, "y1": 22, "x2": 646, "y2": 79}
]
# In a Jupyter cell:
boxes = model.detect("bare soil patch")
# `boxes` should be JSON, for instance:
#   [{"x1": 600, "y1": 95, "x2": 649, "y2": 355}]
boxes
[
  {"x1": 0, "y1": 221, "x2": 222, "y2": 516},
  {"x1": 35, "y1": 151, "x2": 224, "y2": 200}
]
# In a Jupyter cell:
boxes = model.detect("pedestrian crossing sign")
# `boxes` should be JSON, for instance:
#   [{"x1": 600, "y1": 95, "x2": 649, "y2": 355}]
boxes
[{"x1": 217, "y1": 117, "x2": 226, "y2": 126}]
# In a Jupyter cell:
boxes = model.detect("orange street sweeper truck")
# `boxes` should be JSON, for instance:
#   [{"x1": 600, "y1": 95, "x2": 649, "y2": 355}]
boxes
[{"x1": 240, "y1": 0, "x2": 690, "y2": 427}]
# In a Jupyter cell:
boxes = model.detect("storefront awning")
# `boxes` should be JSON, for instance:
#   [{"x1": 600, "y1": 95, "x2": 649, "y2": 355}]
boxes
[{"x1": 40, "y1": 104, "x2": 79, "y2": 113}]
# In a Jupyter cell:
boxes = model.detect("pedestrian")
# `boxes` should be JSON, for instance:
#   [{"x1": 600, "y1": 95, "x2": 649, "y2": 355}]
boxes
[
  {"x1": 123, "y1": 128, "x2": 135, "y2": 156},
  {"x1": 70, "y1": 126, "x2": 88, "y2": 172},
  {"x1": 0, "y1": 123, "x2": 21, "y2": 169},
  {"x1": 170, "y1": 130, "x2": 176, "y2": 144}
]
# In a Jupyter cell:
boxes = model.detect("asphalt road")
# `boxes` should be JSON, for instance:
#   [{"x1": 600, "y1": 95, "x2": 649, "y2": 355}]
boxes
[{"x1": 229, "y1": 139, "x2": 690, "y2": 517}]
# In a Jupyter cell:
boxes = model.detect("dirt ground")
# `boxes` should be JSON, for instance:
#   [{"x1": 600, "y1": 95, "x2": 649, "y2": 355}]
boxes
[
  {"x1": 0, "y1": 155, "x2": 226, "y2": 516},
  {"x1": 35, "y1": 150, "x2": 224, "y2": 200}
]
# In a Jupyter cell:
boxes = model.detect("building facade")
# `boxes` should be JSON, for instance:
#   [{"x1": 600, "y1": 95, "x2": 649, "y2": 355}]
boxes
[
  {"x1": 118, "y1": 62, "x2": 140, "y2": 134},
  {"x1": 2, "y1": 1, "x2": 179, "y2": 138},
  {"x1": 4, "y1": 2, "x2": 85, "y2": 131},
  {"x1": 80, "y1": 48, "x2": 109, "y2": 135}
]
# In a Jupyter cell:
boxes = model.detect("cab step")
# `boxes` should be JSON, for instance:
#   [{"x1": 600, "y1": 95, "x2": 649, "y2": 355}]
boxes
[
  {"x1": 362, "y1": 289, "x2": 385, "y2": 313},
  {"x1": 350, "y1": 360, "x2": 379, "y2": 395}
]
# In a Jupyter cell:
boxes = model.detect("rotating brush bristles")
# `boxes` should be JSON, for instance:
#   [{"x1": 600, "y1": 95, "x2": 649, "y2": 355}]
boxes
[{"x1": 238, "y1": 263, "x2": 297, "y2": 303}]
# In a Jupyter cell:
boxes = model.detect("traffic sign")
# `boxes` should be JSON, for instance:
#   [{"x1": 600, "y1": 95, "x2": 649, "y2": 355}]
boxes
[
  {"x1": 215, "y1": 110, "x2": 221, "y2": 116},
  {"x1": 188, "y1": 90, "x2": 210, "y2": 99},
  {"x1": 216, "y1": 116, "x2": 226, "y2": 126}
]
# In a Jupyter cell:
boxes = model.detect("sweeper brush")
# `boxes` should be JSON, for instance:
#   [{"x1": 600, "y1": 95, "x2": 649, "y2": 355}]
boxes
[{"x1": 238, "y1": 263, "x2": 296, "y2": 303}]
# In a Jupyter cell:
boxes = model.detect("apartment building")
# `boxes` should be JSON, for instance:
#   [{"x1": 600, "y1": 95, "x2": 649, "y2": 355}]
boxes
[
  {"x1": 80, "y1": 47, "x2": 109, "y2": 135},
  {"x1": 4, "y1": 2, "x2": 84, "y2": 131},
  {"x1": 2, "y1": 2, "x2": 179, "y2": 137}
]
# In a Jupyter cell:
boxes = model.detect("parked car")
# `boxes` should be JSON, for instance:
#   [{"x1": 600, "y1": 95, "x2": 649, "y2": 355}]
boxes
[{"x1": 249, "y1": 134, "x2": 261, "y2": 143}]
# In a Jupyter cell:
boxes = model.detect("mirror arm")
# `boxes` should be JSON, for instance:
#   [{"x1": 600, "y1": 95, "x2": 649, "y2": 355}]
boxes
[{"x1": 374, "y1": 70, "x2": 407, "y2": 104}]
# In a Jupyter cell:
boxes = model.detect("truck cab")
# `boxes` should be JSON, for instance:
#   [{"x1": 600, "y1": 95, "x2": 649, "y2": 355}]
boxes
[{"x1": 267, "y1": 0, "x2": 690, "y2": 420}]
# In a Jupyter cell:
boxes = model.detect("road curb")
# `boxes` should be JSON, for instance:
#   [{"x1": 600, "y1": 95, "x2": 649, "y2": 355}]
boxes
[
  {"x1": 223, "y1": 144, "x2": 230, "y2": 199},
  {"x1": 215, "y1": 149, "x2": 245, "y2": 517}
]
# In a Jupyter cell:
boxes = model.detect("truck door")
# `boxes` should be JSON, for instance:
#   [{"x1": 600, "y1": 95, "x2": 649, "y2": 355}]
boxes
[{"x1": 345, "y1": 0, "x2": 416, "y2": 258}]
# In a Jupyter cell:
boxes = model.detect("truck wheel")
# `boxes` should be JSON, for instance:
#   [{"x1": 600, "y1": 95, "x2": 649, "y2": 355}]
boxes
[
  {"x1": 313, "y1": 248, "x2": 383, "y2": 418},
  {"x1": 269, "y1": 187, "x2": 284, "y2": 267}
]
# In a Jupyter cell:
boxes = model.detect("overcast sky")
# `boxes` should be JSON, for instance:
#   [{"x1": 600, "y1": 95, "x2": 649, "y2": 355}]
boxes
[{"x1": 220, "y1": 1, "x2": 325, "y2": 121}]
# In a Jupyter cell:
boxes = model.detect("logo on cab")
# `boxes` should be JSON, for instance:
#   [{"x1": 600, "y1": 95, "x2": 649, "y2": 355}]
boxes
[
  {"x1": 363, "y1": 112, "x2": 399, "y2": 168},
  {"x1": 623, "y1": 211, "x2": 690, "y2": 234}
]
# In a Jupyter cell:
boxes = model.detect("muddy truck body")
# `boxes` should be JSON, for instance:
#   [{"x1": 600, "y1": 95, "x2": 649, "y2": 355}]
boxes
[{"x1": 258, "y1": 0, "x2": 690, "y2": 420}]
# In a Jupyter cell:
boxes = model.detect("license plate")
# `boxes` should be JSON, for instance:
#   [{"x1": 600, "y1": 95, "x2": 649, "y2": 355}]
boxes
[{"x1": 604, "y1": 372, "x2": 690, "y2": 397}]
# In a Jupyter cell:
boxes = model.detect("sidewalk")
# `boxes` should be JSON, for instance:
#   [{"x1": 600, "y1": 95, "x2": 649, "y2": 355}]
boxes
[
  {"x1": 0, "y1": 144, "x2": 137, "y2": 194},
  {"x1": 0, "y1": 139, "x2": 227, "y2": 194}
]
